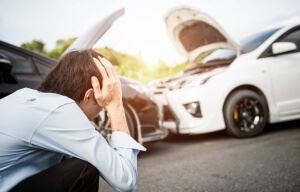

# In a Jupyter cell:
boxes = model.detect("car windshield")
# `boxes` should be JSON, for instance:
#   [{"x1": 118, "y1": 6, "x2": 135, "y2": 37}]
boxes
[
  {"x1": 240, "y1": 27, "x2": 281, "y2": 53},
  {"x1": 185, "y1": 27, "x2": 281, "y2": 71}
]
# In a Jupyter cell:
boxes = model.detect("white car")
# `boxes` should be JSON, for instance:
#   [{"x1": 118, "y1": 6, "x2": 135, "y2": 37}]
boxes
[{"x1": 151, "y1": 6, "x2": 300, "y2": 137}]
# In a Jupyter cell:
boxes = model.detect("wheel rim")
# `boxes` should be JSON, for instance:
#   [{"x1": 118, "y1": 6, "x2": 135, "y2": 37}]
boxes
[
  {"x1": 97, "y1": 110, "x2": 113, "y2": 140},
  {"x1": 96, "y1": 108, "x2": 135, "y2": 140},
  {"x1": 232, "y1": 97, "x2": 264, "y2": 133}
]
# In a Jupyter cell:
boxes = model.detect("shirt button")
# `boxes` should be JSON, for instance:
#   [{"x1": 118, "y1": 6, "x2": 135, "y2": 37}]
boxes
[{"x1": 28, "y1": 98, "x2": 36, "y2": 102}]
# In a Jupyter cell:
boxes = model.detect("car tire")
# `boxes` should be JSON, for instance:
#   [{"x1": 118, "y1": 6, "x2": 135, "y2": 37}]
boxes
[
  {"x1": 95, "y1": 105, "x2": 137, "y2": 140},
  {"x1": 124, "y1": 105, "x2": 137, "y2": 140},
  {"x1": 224, "y1": 89, "x2": 268, "y2": 138}
]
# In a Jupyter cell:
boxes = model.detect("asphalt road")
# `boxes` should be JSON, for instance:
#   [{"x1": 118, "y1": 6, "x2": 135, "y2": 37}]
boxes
[{"x1": 99, "y1": 120, "x2": 300, "y2": 192}]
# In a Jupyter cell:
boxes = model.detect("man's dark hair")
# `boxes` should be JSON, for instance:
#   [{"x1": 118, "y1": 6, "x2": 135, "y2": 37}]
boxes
[{"x1": 38, "y1": 49, "x2": 103, "y2": 102}]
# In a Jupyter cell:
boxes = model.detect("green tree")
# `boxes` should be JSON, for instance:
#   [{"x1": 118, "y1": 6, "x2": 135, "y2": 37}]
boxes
[
  {"x1": 47, "y1": 37, "x2": 76, "y2": 59},
  {"x1": 21, "y1": 38, "x2": 191, "y2": 83},
  {"x1": 21, "y1": 40, "x2": 47, "y2": 56},
  {"x1": 95, "y1": 47, "x2": 148, "y2": 82},
  {"x1": 143, "y1": 59, "x2": 190, "y2": 83},
  {"x1": 21, "y1": 37, "x2": 76, "y2": 59},
  {"x1": 95, "y1": 47, "x2": 191, "y2": 83}
]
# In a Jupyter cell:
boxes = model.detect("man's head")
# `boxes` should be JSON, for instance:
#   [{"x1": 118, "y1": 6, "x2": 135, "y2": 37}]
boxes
[{"x1": 38, "y1": 49, "x2": 104, "y2": 120}]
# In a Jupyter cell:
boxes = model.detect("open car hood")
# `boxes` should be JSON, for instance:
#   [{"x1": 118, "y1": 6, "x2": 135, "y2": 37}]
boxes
[
  {"x1": 165, "y1": 6, "x2": 241, "y2": 61},
  {"x1": 62, "y1": 8, "x2": 125, "y2": 57}
]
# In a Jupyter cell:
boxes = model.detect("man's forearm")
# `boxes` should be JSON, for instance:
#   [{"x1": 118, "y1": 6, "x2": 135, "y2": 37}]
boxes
[{"x1": 107, "y1": 102, "x2": 130, "y2": 134}]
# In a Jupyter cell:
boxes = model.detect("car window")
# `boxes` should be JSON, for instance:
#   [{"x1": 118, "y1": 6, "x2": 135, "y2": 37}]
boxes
[
  {"x1": 240, "y1": 27, "x2": 281, "y2": 53},
  {"x1": 259, "y1": 27, "x2": 300, "y2": 58},
  {"x1": 278, "y1": 28, "x2": 300, "y2": 51},
  {"x1": 0, "y1": 48, "x2": 36, "y2": 74}
]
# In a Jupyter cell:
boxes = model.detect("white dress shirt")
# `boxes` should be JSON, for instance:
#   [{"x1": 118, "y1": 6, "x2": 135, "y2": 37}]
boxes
[{"x1": 0, "y1": 88, "x2": 146, "y2": 192}]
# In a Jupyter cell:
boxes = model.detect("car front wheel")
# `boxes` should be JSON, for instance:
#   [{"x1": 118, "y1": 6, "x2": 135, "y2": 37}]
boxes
[
  {"x1": 224, "y1": 90, "x2": 268, "y2": 138},
  {"x1": 95, "y1": 105, "x2": 137, "y2": 141}
]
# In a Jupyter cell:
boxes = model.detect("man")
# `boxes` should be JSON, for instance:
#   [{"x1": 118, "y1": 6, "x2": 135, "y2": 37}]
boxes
[{"x1": 0, "y1": 50, "x2": 146, "y2": 192}]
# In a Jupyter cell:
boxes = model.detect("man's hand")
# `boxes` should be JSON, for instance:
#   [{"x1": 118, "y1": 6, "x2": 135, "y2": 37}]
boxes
[
  {"x1": 91, "y1": 56, "x2": 122, "y2": 109},
  {"x1": 91, "y1": 56, "x2": 129, "y2": 134}
]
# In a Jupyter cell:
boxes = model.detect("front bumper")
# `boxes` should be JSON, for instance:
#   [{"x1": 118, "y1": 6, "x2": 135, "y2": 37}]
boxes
[
  {"x1": 153, "y1": 86, "x2": 226, "y2": 134},
  {"x1": 131, "y1": 96, "x2": 169, "y2": 143},
  {"x1": 140, "y1": 127, "x2": 169, "y2": 143}
]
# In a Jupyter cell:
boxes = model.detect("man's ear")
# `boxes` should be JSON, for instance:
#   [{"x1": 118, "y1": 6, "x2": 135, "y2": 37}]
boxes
[{"x1": 83, "y1": 88, "x2": 95, "y2": 104}]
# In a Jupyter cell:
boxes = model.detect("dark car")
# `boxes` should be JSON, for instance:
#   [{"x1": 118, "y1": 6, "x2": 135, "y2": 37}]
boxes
[{"x1": 0, "y1": 8, "x2": 167, "y2": 143}]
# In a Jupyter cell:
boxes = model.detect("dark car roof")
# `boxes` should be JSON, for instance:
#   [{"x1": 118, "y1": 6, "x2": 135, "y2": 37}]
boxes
[
  {"x1": 0, "y1": 40, "x2": 56, "y2": 66},
  {"x1": 0, "y1": 41, "x2": 138, "y2": 85}
]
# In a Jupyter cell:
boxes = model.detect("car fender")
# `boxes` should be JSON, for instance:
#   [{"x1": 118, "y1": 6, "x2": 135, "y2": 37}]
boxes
[
  {"x1": 212, "y1": 67, "x2": 280, "y2": 123},
  {"x1": 125, "y1": 103, "x2": 143, "y2": 144}
]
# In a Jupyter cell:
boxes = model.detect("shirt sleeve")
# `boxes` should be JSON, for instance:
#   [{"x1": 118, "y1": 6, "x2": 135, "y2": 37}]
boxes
[{"x1": 30, "y1": 102, "x2": 146, "y2": 192}]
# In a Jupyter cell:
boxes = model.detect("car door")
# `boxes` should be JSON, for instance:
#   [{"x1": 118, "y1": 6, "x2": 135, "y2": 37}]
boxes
[
  {"x1": 0, "y1": 45, "x2": 42, "y2": 98},
  {"x1": 261, "y1": 27, "x2": 300, "y2": 119}
]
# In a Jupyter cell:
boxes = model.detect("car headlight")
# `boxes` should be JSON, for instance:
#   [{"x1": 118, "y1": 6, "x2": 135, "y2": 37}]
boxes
[{"x1": 183, "y1": 101, "x2": 202, "y2": 118}]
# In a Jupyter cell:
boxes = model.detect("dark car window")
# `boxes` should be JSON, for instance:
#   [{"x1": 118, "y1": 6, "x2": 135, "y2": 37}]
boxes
[
  {"x1": 260, "y1": 27, "x2": 300, "y2": 58},
  {"x1": 241, "y1": 27, "x2": 281, "y2": 53},
  {"x1": 278, "y1": 28, "x2": 300, "y2": 51},
  {"x1": 0, "y1": 48, "x2": 36, "y2": 74}
]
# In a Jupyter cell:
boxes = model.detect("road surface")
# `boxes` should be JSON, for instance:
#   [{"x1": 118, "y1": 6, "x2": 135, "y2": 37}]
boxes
[{"x1": 99, "y1": 120, "x2": 300, "y2": 192}]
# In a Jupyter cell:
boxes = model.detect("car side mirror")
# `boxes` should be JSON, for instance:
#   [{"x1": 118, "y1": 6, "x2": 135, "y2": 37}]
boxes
[
  {"x1": 0, "y1": 58, "x2": 17, "y2": 84},
  {"x1": 272, "y1": 42, "x2": 297, "y2": 55}
]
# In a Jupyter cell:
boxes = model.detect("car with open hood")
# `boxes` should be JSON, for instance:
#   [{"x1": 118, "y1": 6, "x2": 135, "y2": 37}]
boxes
[
  {"x1": 150, "y1": 6, "x2": 300, "y2": 137},
  {"x1": 0, "y1": 8, "x2": 168, "y2": 143}
]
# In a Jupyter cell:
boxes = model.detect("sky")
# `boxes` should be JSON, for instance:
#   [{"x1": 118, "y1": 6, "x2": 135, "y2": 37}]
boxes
[{"x1": 1, "y1": 0, "x2": 300, "y2": 65}]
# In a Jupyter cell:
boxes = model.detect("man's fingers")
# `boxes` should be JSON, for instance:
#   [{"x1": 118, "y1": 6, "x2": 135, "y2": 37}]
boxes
[
  {"x1": 93, "y1": 58, "x2": 108, "y2": 80},
  {"x1": 91, "y1": 76, "x2": 101, "y2": 99},
  {"x1": 91, "y1": 76, "x2": 105, "y2": 106},
  {"x1": 98, "y1": 56, "x2": 115, "y2": 79},
  {"x1": 102, "y1": 57, "x2": 116, "y2": 72},
  {"x1": 92, "y1": 56, "x2": 121, "y2": 107}
]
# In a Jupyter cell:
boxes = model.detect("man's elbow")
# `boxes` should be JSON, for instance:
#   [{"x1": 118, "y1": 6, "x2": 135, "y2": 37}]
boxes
[{"x1": 116, "y1": 172, "x2": 137, "y2": 192}]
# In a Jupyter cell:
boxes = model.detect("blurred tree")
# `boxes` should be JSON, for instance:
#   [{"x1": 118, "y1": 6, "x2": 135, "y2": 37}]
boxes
[
  {"x1": 95, "y1": 47, "x2": 148, "y2": 82},
  {"x1": 96, "y1": 47, "x2": 190, "y2": 83},
  {"x1": 21, "y1": 38, "x2": 191, "y2": 83},
  {"x1": 143, "y1": 59, "x2": 190, "y2": 83},
  {"x1": 47, "y1": 37, "x2": 76, "y2": 59},
  {"x1": 21, "y1": 40, "x2": 47, "y2": 56},
  {"x1": 21, "y1": 37, "x2": 76, "y2": 59}
]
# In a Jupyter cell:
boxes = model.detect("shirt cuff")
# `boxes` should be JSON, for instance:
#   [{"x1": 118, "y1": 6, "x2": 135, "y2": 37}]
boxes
[{"x1": 110, "y1": 131, "x2": 146, "y2": 151}]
